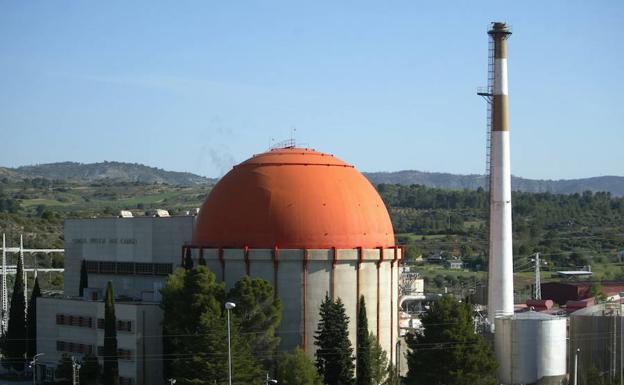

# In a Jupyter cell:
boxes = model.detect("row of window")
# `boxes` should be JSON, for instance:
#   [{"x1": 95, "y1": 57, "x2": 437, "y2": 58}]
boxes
[
  {"x1": 96, "y1": 346, "x2": 133, "y2": 360},
  {"x1": 57, "y1": 314, "x2": 132, "y2": 332},
  {"x1": 56, "y1": 341, "x2": 93, "y2": 355},
  {"x1": 56, "y1": 314, "x2": 93, "y2": 328},
  {"x1": 56, "y1": 340, "x2": 133, "y2": 361},
  {"x1": 84, "y1": 260, "x2": 172, "y2": 276}
]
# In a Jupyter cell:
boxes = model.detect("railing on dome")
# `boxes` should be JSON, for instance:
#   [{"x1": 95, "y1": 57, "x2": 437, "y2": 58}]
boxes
[{"x1": 270, "y1": 138, "x2": 297, "y2": 149}]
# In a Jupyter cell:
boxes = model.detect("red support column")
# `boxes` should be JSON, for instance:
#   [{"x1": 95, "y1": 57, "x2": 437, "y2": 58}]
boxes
[
  {"x1": 244, "y1": 245, "x2": 250, "y2": 276},
  {"x1": 218, "y1": 248, "x2": 225, "y2": 281},
  {"x1": 273, "y1": 245, "x2": 280, "y2": 297},
  {"x1": 331, "y1": 247, "x2": 338, "y2": 301},
  {"x1": 303, "y1": 249, "x2": 309, "y2": 351}
]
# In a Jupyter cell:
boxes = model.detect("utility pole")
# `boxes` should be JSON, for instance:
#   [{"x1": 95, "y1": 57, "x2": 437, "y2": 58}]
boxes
[{"x1": 533, "y1": 252, "x2": 541, "y2": 300}]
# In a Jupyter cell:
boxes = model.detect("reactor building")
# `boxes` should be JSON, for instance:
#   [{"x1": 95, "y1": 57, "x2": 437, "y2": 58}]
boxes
[{"x1": 188, "y1": 146, "x2": 402, "y2": 362}]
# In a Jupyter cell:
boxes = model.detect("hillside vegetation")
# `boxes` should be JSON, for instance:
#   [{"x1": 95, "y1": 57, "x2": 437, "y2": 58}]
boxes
[
  {"x1": 1, "y1": 177, "x2": 623, "y2": 296},
  {"x1": 2, "y1": 161, "x2": 216, "y2": 185}
]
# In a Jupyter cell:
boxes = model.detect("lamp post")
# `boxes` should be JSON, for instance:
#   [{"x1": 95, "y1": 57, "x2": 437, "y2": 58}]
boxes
[
  {"x1": 573, "y1": 348, "x2": 580, "y2": 385},
  {"x1": 225, "y1": 302, "x2": 236, "y2": 385},
  {"x1": 30, "y1": 353, "x2": 44, "y2": 385}
]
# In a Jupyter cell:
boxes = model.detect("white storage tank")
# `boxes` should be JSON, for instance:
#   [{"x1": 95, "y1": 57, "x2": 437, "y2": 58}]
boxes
[{"x1": 495, "y1": 311, "x2": 567, "y2": 384}]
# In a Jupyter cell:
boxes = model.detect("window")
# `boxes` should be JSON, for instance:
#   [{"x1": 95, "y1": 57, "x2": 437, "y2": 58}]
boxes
[
  {"x1": 97, "y1": 347, "x2": 133, "y2": 361},
  {"x1": 154, "y1": 263, "x2": 173, "y2": 276},
  {"x1": 97, "y1": 318, "x2": 132, "y2": 332},
  {"x1": 85, "y1": 260, "x2": 99, "y2": 273},
  {"x1": 120, "y1": 377, "x2": 134, "y2": 385},
  {"x1": 56, "y1": 314, "x2": 92, "y2": 328},
  {"x1": 100, "y1": 262, "x2": 116, "y2": 274},
  {"x1": 57, "y1": 340, "x2": 93, "y2": 354},
  {"x1": 116, "y1": 262, "x2": 135, "y2": 275},
  {"x1": 135, "y1": 263, "x2": 153, "y2": 275},
  {"x1": 117, "y1": 320, "x2": 132, "y2": 332}
]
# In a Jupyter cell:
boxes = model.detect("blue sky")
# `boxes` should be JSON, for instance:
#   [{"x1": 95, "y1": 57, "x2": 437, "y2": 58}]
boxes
[{"x1": 0, "y1": 1, "x2": 622, "y2": 179}]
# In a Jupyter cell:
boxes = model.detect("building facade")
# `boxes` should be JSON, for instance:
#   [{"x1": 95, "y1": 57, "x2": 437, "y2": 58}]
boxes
[{"x1": 37, "y1": 215, "x2": 195, "y2": 385}]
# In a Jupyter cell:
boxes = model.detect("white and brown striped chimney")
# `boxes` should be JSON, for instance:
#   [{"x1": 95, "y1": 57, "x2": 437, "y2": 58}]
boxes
[{"x1": 487, "y1": 22, "x2": 514, "y2": 327}]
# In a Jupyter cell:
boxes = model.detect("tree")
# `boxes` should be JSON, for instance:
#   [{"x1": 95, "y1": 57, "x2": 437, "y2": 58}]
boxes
[
  {"x1": 276, "y1": 347, "x2": 325, "y2": 385},
  {"x1": 27, "y1": 276, "x2": 42, "y2": 359},
  {"x1": 356, "y1": 296, "x2": 372, "y2": 385},
  {"x1": 161, "y1": 266, "x2": 263, "y2": 385},
  {"x1": 183, "y1": 248, "x2": 194, "y2": 270},
  {"x1": 80, "y1": 353, "x2": 100, "y2": 385},
  {"x1": 4, "y1": 255, "x2": 27, "y2": 371},
  {"x1": 227, "y1": 276, "x2": 282, "y2": 370},
  {"x1": 79, "y1": 260, "x2": 89, "y2": 297},
  {"x1": 315, "y1": 294, "x2": 355, "y2": 385},
  {"x1": 368, "y1": 333, "x2": 389, "y2": 385},
  {"x1": 198, "y1": 251, "x2": 206, "y2": 266},
  {"x1": 55, "y1": 354, "x2": 74, "y2": 385},
  {"x1": 405, "y1": 295, "x2": 497, "y2": 385},
  {"x1": 586, "y1": 365, "x2": 604, "y2": 385},
  {"x1": 102, "y1": 282, "x2": 119, "y2": 385}
]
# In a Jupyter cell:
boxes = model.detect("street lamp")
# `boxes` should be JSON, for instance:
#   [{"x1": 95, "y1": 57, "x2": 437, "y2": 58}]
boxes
[
  {"x1": 30, "y1": 353, "x2": 44, "y2": 385},
  {"x1": 225, "y1": 302, "x2": 236, "y2": 385}
]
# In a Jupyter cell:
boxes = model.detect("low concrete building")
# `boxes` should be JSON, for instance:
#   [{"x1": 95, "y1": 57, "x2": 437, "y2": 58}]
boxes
[
  {"x1": 36, "y1": 215, "x2": 194, "y2": 385},
  {"x1": 37, "y1": 297, "x2": 163, "y2": 385}
]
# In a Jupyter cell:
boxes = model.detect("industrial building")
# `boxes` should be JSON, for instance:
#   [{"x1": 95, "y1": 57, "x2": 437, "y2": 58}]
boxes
[
  {"x1": 36, "y1": 215, "x2": 195, "y2": 385},
  {"x1": 35, "y1": 145, "x2": 402, "y2": 383},
  {"x1": 569, "y1": 303, "x2": 624, "y2": 385}
]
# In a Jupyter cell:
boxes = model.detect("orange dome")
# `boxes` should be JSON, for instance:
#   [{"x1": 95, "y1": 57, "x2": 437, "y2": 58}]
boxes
[{"x1": 193, "y1": 147, "x2": 395, "y2": 249}]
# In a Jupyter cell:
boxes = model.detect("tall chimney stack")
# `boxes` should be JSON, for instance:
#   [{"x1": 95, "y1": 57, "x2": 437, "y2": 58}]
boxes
[{"x1": 487, "y1": 22, "x2": 513, "y2": 327}]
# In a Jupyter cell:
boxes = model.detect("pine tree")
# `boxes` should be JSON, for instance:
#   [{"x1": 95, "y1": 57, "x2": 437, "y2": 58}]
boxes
[
  {"x1": 227, "y1": 276, "x2": 282, "y2": 370},
  {"x1": 26, "y1": 276, "x2": 42, "y2": 359},
  {"x1": 161, "y1": 266, "x2": 264, "y2": 384},
  {"x1": 405, "y1": 295, "x2": 497, "y2": 385},
  {"x1": 79, "y1": 260, "x2": 89, "y2": 297},
  {"x1": 276, "y1": 347, "x2": 324, "y2": 385},
  {"x1": 102, "y1": 282, "x2": 119, "y2": 385},
  {"x1": 4, "y1": 255, "x2": 27, "y2": 371},
  {"x1": 356, "y1": 295, "x2": 372, "y2": 385},
  {"x1": 315, "y1": 294, "x2": 355, "y2": 385}
]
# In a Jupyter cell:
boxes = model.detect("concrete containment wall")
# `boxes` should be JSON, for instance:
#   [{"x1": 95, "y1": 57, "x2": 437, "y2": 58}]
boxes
[{"x1": 200, "y1": 246, "x2": 402, "y2": 363}]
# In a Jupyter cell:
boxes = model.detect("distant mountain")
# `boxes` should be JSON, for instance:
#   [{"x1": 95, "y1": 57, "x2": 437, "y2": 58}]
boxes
[
  {"x1": 4, "y1": 161, "x2": 215, "y2": 186},
  {"x1": 364, "y1": 171, "x2": 624, "y2": 197}
]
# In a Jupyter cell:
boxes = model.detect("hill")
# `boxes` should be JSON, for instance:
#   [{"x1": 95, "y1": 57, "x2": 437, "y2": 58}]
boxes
[
  {"x1": 364, "y1": 171, "x2": 624, "y2": 197},
  {"x1": 5, "y1": 161, "x2": 215, "y2": 186}
]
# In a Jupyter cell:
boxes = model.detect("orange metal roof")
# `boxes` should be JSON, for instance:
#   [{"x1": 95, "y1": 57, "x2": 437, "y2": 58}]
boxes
[{"x1": 193, "y1": 147, "x2": 395, "y2": 249}]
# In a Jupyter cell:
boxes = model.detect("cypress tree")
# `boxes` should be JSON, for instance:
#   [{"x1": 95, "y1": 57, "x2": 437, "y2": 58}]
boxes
[
  {"x1": 102, "y1": 282, "x2": 119, "y2": 385},
  {"x1": 4, "y1": 255, "x2": 27, "y2": 371},
  {"x1": 183, "y1": 248, "x2": 194, "y2": 270},
  {"x1": 198, "y1": 250, "x2": 206, "y2": 266},
  {"x1": 79, "y1": 260, "x2": 88, "y2": 297},
  {"x1": 26, "y1": 276, "x2": 42, "y2": 359},
  {"x1": 315, "y1": 294, "x2": 355, "y2": 385},
  {"x1": 356, "y1": 295, "x2": 372, "y2": 385}
]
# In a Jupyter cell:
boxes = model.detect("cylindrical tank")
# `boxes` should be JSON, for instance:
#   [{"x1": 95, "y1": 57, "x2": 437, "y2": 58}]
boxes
[
  {"x1": 189, "y1": 147, "x2": 402, "y2": 364},
  {"x1": 495, "y1": 312, "x2": 567, "y2": 384}
]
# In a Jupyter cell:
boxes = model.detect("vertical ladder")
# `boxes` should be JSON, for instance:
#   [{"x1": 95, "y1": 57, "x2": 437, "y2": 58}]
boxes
[
  {"x1": 485, "y1": 35, "x2": 495, "y2": 193},
  {"x1": 1, "y1": 234, "x2": 7, "y2": 334}
]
